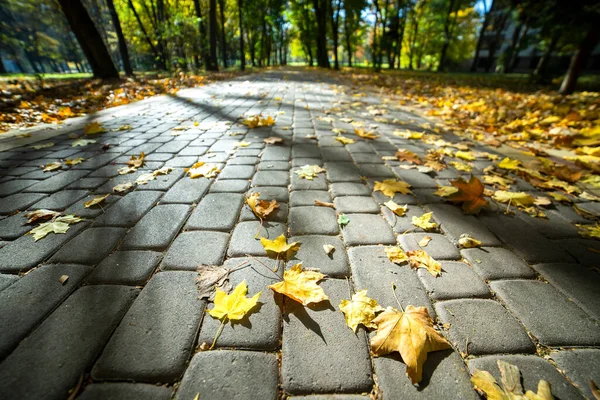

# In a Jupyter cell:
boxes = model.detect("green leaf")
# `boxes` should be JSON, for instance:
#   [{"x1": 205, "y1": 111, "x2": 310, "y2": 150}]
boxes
[{"x1": 338, "y1": 214, "x2": 350, "y2": 227}]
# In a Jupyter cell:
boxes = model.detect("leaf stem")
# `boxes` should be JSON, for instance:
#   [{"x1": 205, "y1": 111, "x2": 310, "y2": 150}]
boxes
[
  {"x1": 210, "y1": 318, "x2": 227, "y2": 350},
  {"x1": 254, "y1": 217, "x2": 264, "y2": 239},
  {"x1": 246, "y1": 254, "x2": 281, "y2": 280},
  {"x1": 391, "y1": 282, "x2": 404, "y2": 312}
]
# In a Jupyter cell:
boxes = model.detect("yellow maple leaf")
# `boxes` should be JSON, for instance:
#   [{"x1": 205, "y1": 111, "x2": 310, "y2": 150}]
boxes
[
  {"x1": 354, "y1": 127, "x2": 379, "y2": 139},
  {"x1": 27, "y1": 215, "x2": 83, "y2": 241},
  {"x1": 393, "y1": 130, "x2": 424, "y2": 139},
  {"x1": 208, "y1": 280, "x2": 261, "y2": 321},
  {"x1": 370, "y1": 306, "x2": 450, "y2": 384},
  {"x1": 492, "y1": 190, "x2": 535, "y2": 208},
  {"x1": 455, "y1": 151, "x2": 476, "y2": 161},
  {"x1": 84, "y1": 194, "x2": 109, "y2": 208},
  {"x1": 185, "y1": 161, "x2": 220, "y2": 178},
  {"x1": 385, "y1": 246, "x2": 408, "y2": 264},
  {"x1": 42, "y1": 162, "x2": 62, "y2": 172},
  {"x1": 434, "y1": 186, "x2": 459, "y2": 197},
  {"x1": 406, "y1": 250, "x2": 442, "y2": 277},
  {"x1": 576, "y1": 223, "x2": 600, "y2": 239},
  {"x1": 65, "y1": 158, "x2": 85, "y2": 166},
  {"x1": 450, "y1": 161, "x2": 472, "y2": 172},
  {"x1": 374, "y1": 179, "x2": 412, "y2": 197},
  {"x1": 264, "y1": 137, "x2": 283, "y2": 145},
  {"x1": 497, "y1": 157, "x2": 521, "y2": 170},
  {"x1": 336, "y1": 136, "x2": 355, "y2": 145},
  {"x1": 295, "y1": 164, "x2": 325, "y2": 180},
  {"x1": 84, "y1": 122, "x2": 106, "y2": 135},
  {"x1": 340, "y1": 290, "x2": 383, "y2": 332},
  {"x1": 268, "y1": 263, "x2": 329, "y2": 305},
  {"x1": 471, "y1": 360, "x2": 553, "y2": 400},
  {"x1": 135, "y1": 173, "x2": 155, "y2": 185},
  {"x1": 384, "y1": 200, "x2": 407, "y2": 216},
  {"x1": 260, "y1": 234, "x2": 300, "y2": 260},
  {"x1": 247, "y1": 192, "x2": 279, "y2": 220},
  {"x1": 412, "y1": 212, "x2": 438, "y2": 231},
  {"x1": 126, "y1": 152, "x2": 145, "y2": 168}
]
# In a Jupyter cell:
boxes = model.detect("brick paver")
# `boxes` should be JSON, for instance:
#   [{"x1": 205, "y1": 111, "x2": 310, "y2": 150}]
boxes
[{"x1": 0, "y1": 69, "x2": 598, "y2": 399}]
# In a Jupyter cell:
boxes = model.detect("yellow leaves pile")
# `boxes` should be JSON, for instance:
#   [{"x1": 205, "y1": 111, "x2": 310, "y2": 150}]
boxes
[
  {"x1": 374, "y1": 179, "x2": 412, "y2": 197},
  {"x1": 268, "y1": 263, "x2": 329, "y2": 305},
  {"x1": 295, "y1": 164, "x2": 325, "y2": 180},
  {"x1": 185, "y1": 161, "x2": 220, "y2": 179},
  {"x1": 471, "y1": 360, "x2": 553, "y2": 400},
  {"x1": 371, "y1": 306, "x2": 451, "y2": 384},
  {"x1": 242, "y1": 114, "x2": 276, "y2": 128}
]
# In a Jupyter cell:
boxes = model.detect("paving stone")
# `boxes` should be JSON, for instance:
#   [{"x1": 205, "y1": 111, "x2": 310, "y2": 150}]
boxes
[
  {"x1": 137, "y1": 169, "x2": 184, "y2": 191},
  {"x1": 375, "y1": 350, "x2": 478, "y2": 400},
  {"x1": 227, "y1": 156, "x2": 259, "y2": 165},
  {"x1": 94, "y1": 191, "x2": 163, "y2": 227},
  {"x1": 0, "y1": 274, "x2": 18, "y2": 292},
  {"x1": 292, "y1": 157, "x2": 323, "y2": 166},
  {"x1": 258, "y1": 160, "x2": 290, "y2": 170},
  {"x1": 334, "y1": 196, "x2": 379, "y2": 213},
  {"x1": 412, "y1": 188, "x2": 446, "y2": 204},
  {"x1": 0, "y1": 263, "x2": 92, "y2": 359},
  {"x1": 557, "y1": 238, "x2": 600, "y2": 267},
  {"x1": 247, "y1": 186, "x2": 289, "y2": 203},
  {"x1": 480, "y1": 214, "x2": 574, "y2": 263},
  {"x1": 219, "y1": 164, "x2": 256, "y2": 179},
  {"x1": 290, "y1": 190, "x2": 332, "y2": 206},
  {"x1": 0, "y1": 179, "x2": 38, "y2": 196},
  {"x1": 262, "y1": 145, "x2": 291, "y2": 161},
  {"x1": 435, "y1": 299, "x2": 534, "y2": 355},
  {"x1": 551, "y1": 349, "x2": 600, "y2": 400},
  {"x1": 86, "y1": 250, "x2": 161, "y2": 285},
  {"x1": 121, "y1": 204, "x2": 190, "y2": 250},
  {"x1": 393, "y1": 169, "x2": 437, "y2": 188},
  {"x1": 348, "y1": 246, "x2": 434, "y2": 316},
  {"x1": 417, "y1": 261, "x2": 490, "y2": 300},
  {"x1": 0, "y1": 213, "x2": 31, "y2": 240},
  {"x1": 209, "y1": 179, "x2": 250, "y2": 193},
  {"x1": 163, "y1": 156, "x2": 197, "y2": 168},
  {"x1": 517, "y1": 210, "x2": 580, "y2": 239},
  {"x1": 330, "y1": 182, "x2": 371, "y2": 197},
  {"x1": 28, "y1": 189, "x2": 89, "y2": 211},
  {"x1": 468, "y1": 355, "x2": 583, "y2": 400},
  {"x1": 198, "y1": 257, "x2": 282, "y2": 350},
  {"x1": 0, "y1": 192, "x2": 47, "y2": 214},
  {"x1": 291, "y1": 173, "x2": 329, "y2": 190},
  {"x1": 289, "y1": 206, "x2": 339, "y2": 235},
  {"x1": 0, "y1": 285, "x2": 138, "y2": 399},
  {"x1": 50, "y1": 227, "x2": 126, "y2": 265},
  {"x1": 66, "y1": 177, "x2": 109, "y2": 190},
  {"x1": 252, "y1": 170, "x2": 290, "y2": 186},
  {"x1": 341, "y1": 213, "x2": 396, "y2": 246},
  {"x1": 23, "y1": 170, "x2": 90, "y2": 193},
  {"x1": 425, "y1": 204, "x2": 500, "y2": 246},
  {"x1": 533, "y1": 263, "x2": 600, "y2": 321},
  {"x1": 78, "y1": 383, "x2": 172, "y2": 400},
  {"x1": 161, "y1": 176, "x2": 211, "y2": 203},
  {"x1": 186, "y1": 193, "x2": 244, "y2": 231},
  {"x1": 92, "y1": 272, "x2": 204, "y2": 382},
  {"x1": 321, "y1": 147, "x2": 353, "y2": 161},
  {"x1": 351, "y1": 152, "x2": 384, "y2": 164},
  {"x1": 290, "y1": 396, "x2": 369, "y2": 400},
  {"x1": 63, "y1": 192, "x2": 120, "y2": 218},
  {"x1": 461, "y1": 247, "x2": 535, "y2": 280},
  {"x1": 358, "y1": 163, "x2": 395, "y2": 178},
  {"x1": 228, "y1": 221, "x2": 286, "y2": 257},
  {"x1": 490, "y1": 280, "x2": 600, "y2": 346},
  {"x1": 156, "y1": 140, "x2": 189, "y2": 153},
  {"x1": 240, "y1": 202, "x2": 288, "y2": 222},
  {"x1": 325, "y1": 162, "x2": 362, "y2": 182},
  {"x1": 0, "y1": 220, "x2": 88, "y2": 272},
  {"x1": 398, "y1": 233, "x2": 461, "y2": 260},
  {"x1": 162, "y1": 231, "x2": 229, "y2": 270},
  {"x1": 288, "y1": 235, "x2": 349, "y2": 277},
  {"x1": 176, "y1": 351, "x2": 279, "y2": 400},
  {"x1": 282, "y1": 278, "x2": 373, "y2": 394}
]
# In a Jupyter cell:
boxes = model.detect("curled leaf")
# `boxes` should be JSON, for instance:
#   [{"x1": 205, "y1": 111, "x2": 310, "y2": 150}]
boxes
[
  {"x1": 385, "y1": 246, "x2": 408, "y2": 264},
  {"x1": 247, "y1": 192, "x2": 279, "y2": 219},
  {"x1": 268, "y1": 263, "x2": 328, "y2": 305},
  {"x1": 340, "y1": 290, "x2": 383, "y2": 332},
  {"x1": 458, "y1": 234, "x2": 482, "y2": 248},
  {"x1": 384, "y1": 200, "x2": 407, "y2": 216},
  {"x1": 406, "y1": 250, "x2": 442, "y2": 277},
  {"x1": 412, "y1": 212, "x2": 438, "y2": 231},
  {"x1": 84, "y1": 194, "x2": 109, "y2": 208}
]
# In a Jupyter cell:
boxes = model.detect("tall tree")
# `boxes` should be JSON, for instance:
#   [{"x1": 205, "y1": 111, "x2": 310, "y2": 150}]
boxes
[
  {"x1": 218, "y1": 0, "x2": 228, "y2": 68},
  {"x1": 470, "y1": 0, "x2": 493, "y2": 71},
  {"x1": 438, "y1": 0, "x2": 461, "y2": 71},
  {"x1": 56, "y1": 0, "x2": 119, "y2": 79},
  {"x1": 238, "y1": 0, "x2": 245, "y2": 70},
  {"x1": 559, "y1": 28, "x2": 598, "y2": 94},
  {"x1": 312, "y1": 0, "x2": 331, "y2": 68},
  {"x1": 105, "y1": 0, "x2": 133, "y2": 76},
  {"x1": 207, "y1": 0, "x2": 219, "y2": 70},
  {"x1": 330, "y1": 0, "x2": 342, "y2": 69}
]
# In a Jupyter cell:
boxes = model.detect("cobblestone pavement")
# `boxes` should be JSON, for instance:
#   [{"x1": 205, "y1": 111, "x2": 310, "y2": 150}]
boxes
[{"x1": 0, "y1": 69, "x2": 599, "y2": 400}]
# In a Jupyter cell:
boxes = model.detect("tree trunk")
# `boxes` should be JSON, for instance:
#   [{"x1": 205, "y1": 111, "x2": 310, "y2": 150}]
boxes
[
  {"x1": 559, "y1": 28, "x2": 598, "y2": 95},
  {"x1": 106, "y1": 0, "x2": 133, "y2": 76},
  {"x1": 532, "y1": 34, "x2": 557, "y2": 79},
  {"x1": 0, "y1": 56, "x2": 7, "y2": 74},
  {"x1": 330, "y1": 0, "x2": 341, "y2": 70},
  {"x1": 343, "y1": 13, "x2": 352, "y2": 67},
  {"x1": 237, "y1": 0, "x2": 245, "y2": 71},
  {"x1": 471, "y1": 0, "x2": 493, "y2": 72},
  {"x1": 312, "y1": 0, "x2": 330, "y2": 68},
  {"x1": 57, "y1": 0, "x2": 119, "y2": 79},
  {"x1": 208, "y1": 0, "x2": 219, "y2": 70},
  {"x1": 193, "y1": 0, "x2": 209, "y2": 70},
  {"x1": 128, "y1": 0, "x2": 164, "y2": 70},
  {"x1": 218, "y1": 0, "x2": 228, "y2": 68},
  {"x1": 507, "y1": 24, "x2": 528, "y2": 72},
  {"x1": 439, "y1": 0, "x2": 459, "y2": 71}
]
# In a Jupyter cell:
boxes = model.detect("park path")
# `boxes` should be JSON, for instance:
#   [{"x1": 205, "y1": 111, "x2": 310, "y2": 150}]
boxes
[{"x1": 0, "y1": 68, "x2": 598, "y2": 399}]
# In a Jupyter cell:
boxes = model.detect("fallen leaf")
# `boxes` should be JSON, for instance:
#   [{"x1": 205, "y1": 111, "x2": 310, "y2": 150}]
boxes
[
  {"x1": 152, "y1": 166, "x2": 172, "y2": 176},
  {"x1": 42, "y1": 162, "x2": 62, "y2": 172},
  {"x1": 493, "y1": 190, "x2": 535, "y2": 208},
  {"x1": 482, "y1": 175, "x2": 513, "y2": 188},
  {"x1": 456, "y1": 151, "x2": 476, "y2": 161},
  {"x1": 315, "y1": 200, "x2": 335, "y2": 208},
  {"x1": 84, "y1": 194, "x2": 109, "y2": 208},
  {"x1": 27, "y1": 215, "x2": 83, "y2": 241},
  {"x1": 336, "y1": 136, "x2": 355, "y2": 145},
  {"x1": 497, "y1": 157, "x2": 521, "y2": 170},
  {"x1": 374, "y1": 179, "x2": 412, "y2": 197},
  {"x1": 24, "y1": 209, "x2": 61, "y2": 224},
  {"x1": 385, "y1": 246, "x2": 408, "y2": 264},
  {"x1": 84, "y1": 122, "x2": 106, "y2": 135},
  {"x1": 235, "y1": 141, "x2": 251, "y2": 148},
  {"x1": 207, "y1": 280, "x2": 261, "y2": 321},
  {"x1": 471, "y1": 360, "x2": 553, "y2": 400},
  {"x1": 434, "y1": 186, "x2": 459, "y2": 197},
  {"x1": 338, "y1": 214, "x2": 350, "y2": 226},
  {"x1": 113, "y1": 182, "x2": 134, "y2": 193},
  {"x1": 393, "y1": 130, "x2": 424, "y2": 139},
  {"x1": 71, "y1": 139, "x2": 96, "y2": 147},
  {"x1": 384, "y1": 200, "x2": 407, "y2": 216},
  {"x1": 412, "y1": 212, "x2": 438, "y2": 231},
  {"x1": 406, "y1": 250, "x2": 442, "y2": 277},
  {"x1": 247, "y1": 192, "x2": 279, "y2": 219},
  {"x1": 418, "y1": 236, "x2": 432, "y2": 247},
  {"x1": 323, "y1": 244, "x2": 335, "y2": 255},
  {"x1": 396, "y1": 149, "x2": 422, "y2": 164},
  {"x1": 260, "y1": 234, "x2": 300, "y2": 260},
  {"x1": 264, "y1": 137, "x2": 283, "y2": 145},
  {"x1": 444, "y1": 176, "x2": 488, "y2": 214},
  {"x1": 126, "y1": 152, "x2": 145, "y2": 168},
  {"x1": 135, "y1": 173, "x2": 155, "y2": 185},
  {"x1": 450, "y1": 161, "x2": 472, "y2": 172},
  {"x1": 30, "y1": 142, "x2": 54, "y2": 150},
  {"x1": 295, "y1": 164, "x2": 326, "y2": 180},
  {"x1": 185, "y1": 161, "x2": 221, "y2": 178},
  {"x1": 65, "y1": 158, "x2": 85, "y2": 166},
  {"x1": 59, "y1": 275, "x2": 69, "y2": 285},
  {"x1": 354, "y1": 127, "x2": 379, "y2": 139},
  {"x1": 268, "y1": 263, "x2": 328, "y2": 305},
  {"x1": 118, "y1": 166, "x2": 137, "y2": 175},
  {"x1": 117, "y1": 124, "x2": 131, "y2": 131},
  {"x1": 591, "y1": 381, "x2": 600, "y2": 400},
  {"x1": 340, "y1": 290, "x2": 384, "y2": 332},
  {"x1": 458, "y1": 234, "x2": 482, "y2": 248},
  {"x1": 371, "y1": 305, "x2": 451, "y2": 384},
  {"x1": 576, "y1": 223, "x2": 600, "y2": 239}
]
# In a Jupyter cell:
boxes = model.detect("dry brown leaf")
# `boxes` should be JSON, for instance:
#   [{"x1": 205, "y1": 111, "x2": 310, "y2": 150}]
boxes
[
  {"x1": 315, "y1": 200, "x2": 335, "y2": 208},
  {"x1": 406, "y1": 250, "x2": 442, "y2": 277},
  {"x1": 246, "y1": 192, "x2": 279, "y2": 220},
  {"x1": 444, "y1": 176, "x2": 488, "y2": 214}
]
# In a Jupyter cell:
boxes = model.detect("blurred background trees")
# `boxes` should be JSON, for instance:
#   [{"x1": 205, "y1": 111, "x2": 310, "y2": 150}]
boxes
[{"x1": 0, "y1": 0, "x2": 598, "y2": 93}]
